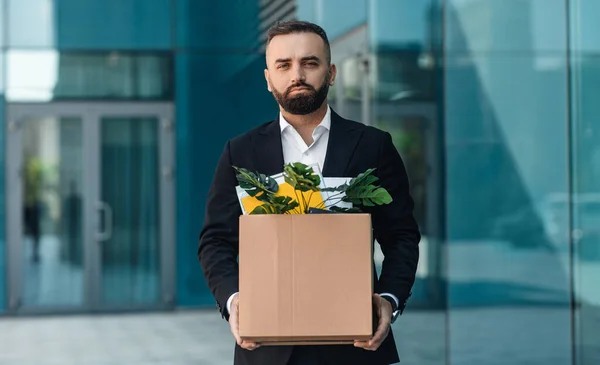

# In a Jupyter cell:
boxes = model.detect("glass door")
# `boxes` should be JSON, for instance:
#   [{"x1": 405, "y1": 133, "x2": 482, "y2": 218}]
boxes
[
  {"x1": 6, "y1": 112, "x2": 87, "y2": 311},
  {"x1": 87, "y1": 104, "x2": 175, "y2": 310},
  {"x1": 6, "y1": 102, "x2": 175, "y2": 314}
]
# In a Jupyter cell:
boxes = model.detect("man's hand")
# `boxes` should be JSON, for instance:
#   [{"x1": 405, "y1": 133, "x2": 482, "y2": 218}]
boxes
[
  {"x1": 354, "y1": 294, "x2": 392, "y2": 351},
  {"x1": 229, "y1": 293, "x2": 261, "y2": 351}
]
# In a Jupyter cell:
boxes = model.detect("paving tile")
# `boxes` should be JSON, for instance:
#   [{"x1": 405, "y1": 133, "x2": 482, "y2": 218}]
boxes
[{"x1": 0, "y1": 307, "x2": 598, "y2": 365}]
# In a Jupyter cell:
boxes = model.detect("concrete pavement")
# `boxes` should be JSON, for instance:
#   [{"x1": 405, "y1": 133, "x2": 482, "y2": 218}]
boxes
[{"x1": 0, "y1": 307, "x2": 597, "y2": 365}]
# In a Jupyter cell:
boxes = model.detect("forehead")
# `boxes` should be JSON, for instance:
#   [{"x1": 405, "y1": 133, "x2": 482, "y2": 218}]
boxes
[{"x1": 266, "y1": 32, "x2": 326, "y2": 63}]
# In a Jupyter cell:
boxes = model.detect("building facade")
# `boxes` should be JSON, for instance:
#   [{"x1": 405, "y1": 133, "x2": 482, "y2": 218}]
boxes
[{"x1": 0, "y1": 0, "x2": 598, "y2": 364}]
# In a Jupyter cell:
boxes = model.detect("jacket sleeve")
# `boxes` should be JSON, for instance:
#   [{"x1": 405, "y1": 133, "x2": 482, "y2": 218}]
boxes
[
  {"x1": 198, "y1": 140, "x2": 241, "y2": 320},
  {"x1": 371, "y1": 131, "x2": 421, "y2": 313}
]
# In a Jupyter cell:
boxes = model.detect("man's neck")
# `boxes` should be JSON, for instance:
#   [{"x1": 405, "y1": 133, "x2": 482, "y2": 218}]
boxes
[{"x1": 280, "y1": 103, "x2": 328, "y2": 130}]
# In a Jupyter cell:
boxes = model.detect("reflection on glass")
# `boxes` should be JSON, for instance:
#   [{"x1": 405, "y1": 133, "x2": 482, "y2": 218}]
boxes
[
  {"x1": 0, "y1": 52, "x2": 4, "y2": 93},
  {"x1": 0, "y1": 0, "x2": 3, "y2": 48},
  {"x1": 21, "y1": 117, "x2": 83, "y2": 307},
  {"x1": 338, "y1": 56, "x2": 363, "y2": 122},
  {"x1": 100, "y1": 117, "x2": 160, "y2": 306},
  {"x1": 6, "y1": 51, "x2": 172, "y2": 102},
  {"x1": 8, "y1": 0, "x2": 56, "y2": 47},
  {"x1": 376, "y1": 116, "x2": 428, "y2": 231},
  {"x1": 446, "y1": 52, "x2": 572, "y2": 364},
  {"x1": 570, "y1": 53, "x2": 600, "y2": 365},
  {"x1": 369, "y1": 0, "x2": 434, "y2": 49},
  {"x1": 445, "y1": 0, "x2": 566, "y2": 53},
  {"x1": 373, "y1": 51, "x2": 436, "y2": 102}
]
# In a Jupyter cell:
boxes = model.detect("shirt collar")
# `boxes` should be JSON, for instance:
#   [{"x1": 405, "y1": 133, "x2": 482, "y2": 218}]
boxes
[{"x1": 279, "y1": 105, "x2": 331, "y2": 133}]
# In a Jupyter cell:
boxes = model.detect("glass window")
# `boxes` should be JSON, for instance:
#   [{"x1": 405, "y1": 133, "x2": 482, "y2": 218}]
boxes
[
  {"x1": 445, "y1": 52, "x2": 572, "y2": 364},
  {"x1": 0, "y1": 97, "x2": 4, "y2": 313},
  {"x1": 368, "y1": 0, "x2": 439, "y2": 103},
  {"x1": 174, "y1": 52, "x2": 277, "y2": 306},
  {"x1": 6, "y1": 51, "x2": 173, "y2": 101},
  {"x1": 369, "y1": 0, "x2": 436, "y2": 51},
  {"x1": 8, "y1": 0, "x2": 55, "y2": 48},
  {"x1": 8, "y1": 0, "x2": 171, "y2": 49},
  {"x1": 570, "y1": 0, "x2": 600, "y2": 52},
  {"x1": 0, "y1": 0, "x2": 4, "y2": 48},
  {"x1": 175, "y1": 0, "x2": 266, "y2": 50},
  {"x1": 56, "y1": 0, "x2": 171, "y2": 49},
  {"x1": 19, "y1": 117, "x2": 85, "y2": 307},
  {"x1": 296, "y1": 0, "x2": 317, "y2": 22},
  {"x1": 570, "y1": 2, "x2": 600, "y2": 363},
  {"x1": 319, "y1": 0, "x2": 367, "y2": 40},
  {"x1": 445, "y1": 0, "x2": 567, "y2": 53},
  {"x1": 0, "y1": 51, "x2": 4, "y2": 94}
]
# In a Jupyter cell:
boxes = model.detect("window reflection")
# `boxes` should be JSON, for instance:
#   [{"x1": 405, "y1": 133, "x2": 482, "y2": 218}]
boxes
[
  {"x1": 8, "y1": 0, "x2": 56, "y2": 47},
  {"x1": 570, "y1": 51, "x2": 600, "y2": 365},
  {"x1": 6, "y1": 51, "x2": 173, "y2": 101}
]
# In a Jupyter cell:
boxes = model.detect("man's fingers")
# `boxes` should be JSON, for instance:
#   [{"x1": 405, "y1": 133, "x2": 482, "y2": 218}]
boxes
[
  {"x1": 369, "y1": 321, "x2": 390, "y2": 349},
  {"x1": 240, "y1": 340, "x2": 261, "y2": 351},
  {"x1": 355, "y1": 297, "x2": 391, "y2": 351}
]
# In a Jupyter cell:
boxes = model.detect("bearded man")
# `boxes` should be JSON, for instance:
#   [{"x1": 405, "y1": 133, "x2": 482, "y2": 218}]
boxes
[{"x1": 198, "y1": 20, "x2": 421, "y2": 365}]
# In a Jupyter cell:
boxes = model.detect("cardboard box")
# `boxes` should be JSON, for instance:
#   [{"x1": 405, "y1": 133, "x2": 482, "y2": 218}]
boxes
[{"x1": 238, "y1": 213, "x2": 374, "y2": 345}]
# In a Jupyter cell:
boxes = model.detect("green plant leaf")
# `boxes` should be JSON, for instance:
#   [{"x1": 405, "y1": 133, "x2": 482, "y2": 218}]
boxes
[
  {"x1": 344, "y1": 185, "x2": 393, "y2": 206},
  {"x1": 347, "y1": 168, "x2": 379, "y2": 190},
  {"x1": 320, "y1": 183, "x2": 348, "y2": 192},
  {"x1": 341, "y1": 168, "x2": 393, "y2": 208},
  {"x1": 283, "y1": 162, "x2": 321, "y2": 192},
  {"x1": 249, "y1": 195, "x2": 299, "y2": 215},
  {"x1": 233, "y1": 166, "x2": 278, "y2": 202},
  {"x1": 329, "y1": 206, "x2": 363, "y2": 213}
]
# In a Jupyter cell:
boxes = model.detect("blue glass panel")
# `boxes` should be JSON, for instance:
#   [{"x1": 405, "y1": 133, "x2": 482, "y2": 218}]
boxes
[
  {"x1": 0, "y1": 0, "x2": 4, "y2": 48},
  {"x1": 570, "y1": 0, "x2": 600, "y2": 356},
  {"x1": 369, "y1": 0, "x2": 436, "y2": 50},
  {"x1": 446, "y1": 0, "x2": 566, "y2": 52},
  {"x1": 175, "y1": 0, "x2": 262, "y2": 50},
  {"x1": 175, "y1": 52, "x2": 277, "y2": 306},
  {"x1": 570, "y1": 0, "x2": 600, "y2": 52},
  {"x1": 319, "y1": 0, "x2": 366, "y2": 40},
  {"x1": 7, "y1": 0, "x2": 55, "y2": 47},
  {"x1": 571, "y1": 55, "x2": 600, "y2": 365},
  {"x1": 446, "y1": 52, "x2": 572, "y2": 364},
  {"x1": 56, "y1": 0, "x2": 171, "y2": 49},
  {"x1": 296, "y1": 0, "x2": 316, "y2": 23},
  {"x1": 6, "y1": 51, "x2": 172, "y2": 101},
  {"x1": 8, "y1": 0, "x2": 171, "y2": 49},
  {"x1": 101, "y1": 117, "x2": 161, "y2": 306},
  {"x1": 0, "y1": 94, "x2": 5, "y2": 313}
]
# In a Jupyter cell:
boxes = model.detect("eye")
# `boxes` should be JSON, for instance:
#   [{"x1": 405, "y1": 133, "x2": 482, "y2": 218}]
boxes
[{"x1": 278, "y1": 64, "x2": 289, "y2": 70}]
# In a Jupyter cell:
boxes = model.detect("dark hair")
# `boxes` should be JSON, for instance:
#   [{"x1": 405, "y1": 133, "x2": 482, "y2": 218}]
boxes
[{"x1": 266, "y1": 20, "x2": 331, "y2": 64}]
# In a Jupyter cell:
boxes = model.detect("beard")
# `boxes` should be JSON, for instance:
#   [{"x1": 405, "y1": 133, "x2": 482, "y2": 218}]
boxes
[{"x1": 271, "y1": 73, "x2": 330, "y2": 115}]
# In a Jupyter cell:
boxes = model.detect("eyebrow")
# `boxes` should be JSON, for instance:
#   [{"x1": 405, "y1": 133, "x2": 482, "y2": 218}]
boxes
[{"x1": 275, "y1": 56, "x2": 322, "y2": 64}]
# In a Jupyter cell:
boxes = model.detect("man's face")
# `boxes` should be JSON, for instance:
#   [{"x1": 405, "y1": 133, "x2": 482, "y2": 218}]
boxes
[{"x1": 264, "y1": 32, "x2": 336, "y2": 115}]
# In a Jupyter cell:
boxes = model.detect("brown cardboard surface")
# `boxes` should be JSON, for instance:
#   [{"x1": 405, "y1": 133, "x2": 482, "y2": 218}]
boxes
[{"x1": 238, "y1": 214, "x2": 374, "y2": 345}]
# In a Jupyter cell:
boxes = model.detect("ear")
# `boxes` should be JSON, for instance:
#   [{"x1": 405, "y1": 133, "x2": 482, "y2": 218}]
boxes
[
  {"x1": 264, "y1": 69, "x2": 272, "y2": 92},
  {"x1": 328, "y1": 63, "x2": 337, "y2": 86}
]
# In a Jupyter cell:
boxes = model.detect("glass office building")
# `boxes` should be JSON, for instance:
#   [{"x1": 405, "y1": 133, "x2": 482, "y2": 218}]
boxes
[{"x1": 0, "y1": 0, "x2": 598, "y2": 364}]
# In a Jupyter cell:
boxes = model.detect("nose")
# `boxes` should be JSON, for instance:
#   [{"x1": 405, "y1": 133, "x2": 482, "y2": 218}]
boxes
[{"x1": 291, "y1": 64, "x2": 305, "y2": 84}]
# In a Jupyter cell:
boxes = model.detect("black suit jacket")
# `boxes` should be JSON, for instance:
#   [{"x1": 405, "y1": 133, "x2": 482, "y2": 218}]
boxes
[{"x1": 198, "y1": 109, "x2": 421, "y2": 365}]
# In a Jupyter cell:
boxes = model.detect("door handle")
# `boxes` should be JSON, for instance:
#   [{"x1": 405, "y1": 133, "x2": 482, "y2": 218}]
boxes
[{"x1": 95, "y1": 201, "x2": 113, "y2": 242}]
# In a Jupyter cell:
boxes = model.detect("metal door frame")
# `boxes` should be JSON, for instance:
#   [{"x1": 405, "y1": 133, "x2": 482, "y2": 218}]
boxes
[{"x1": 6, "y1": 102, "x2": 175, "y2": 315}]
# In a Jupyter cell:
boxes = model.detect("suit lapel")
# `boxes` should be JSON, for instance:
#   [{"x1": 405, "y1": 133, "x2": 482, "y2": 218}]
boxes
[
  {"x1": 322, "y1": 109, "x2": 363, "y2": 177},
  {"x1": 251, "y1": 108, "x2": 363, "y2": 177},
  {"x1": 253, "y1": 118, "x2": 285, "y2": 175}
]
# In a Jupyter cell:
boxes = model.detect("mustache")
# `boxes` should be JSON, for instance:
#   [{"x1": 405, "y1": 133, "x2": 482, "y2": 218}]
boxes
[{"x1": 285, "y1": 82, "x2": 315, "y2": 96}]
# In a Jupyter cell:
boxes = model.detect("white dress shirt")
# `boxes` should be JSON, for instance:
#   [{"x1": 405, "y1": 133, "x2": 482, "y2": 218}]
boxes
[
  {"x1": 279, "y1": 104, "x2": 331, "y2": 174},
  {"x1": 226, "y1": 105, "x2": 399, "y2": 314}
]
